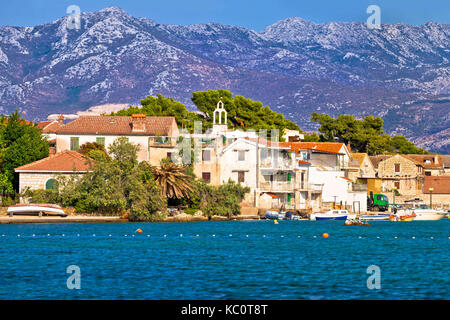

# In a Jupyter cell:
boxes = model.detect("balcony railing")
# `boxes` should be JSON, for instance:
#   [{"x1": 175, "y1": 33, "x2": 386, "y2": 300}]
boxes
[
  {"x1": 260, "y1": 181, "x2": 295, "y2": 192},
  {"x1": 260, "y1": 159, "x2": 294, "y2": 170},
  {"x1": 307, "y1": 183, "x2": 324, "y2": 192},
  {"x1": 351, "y1": 183, "x2": 368, "y2": 192}
]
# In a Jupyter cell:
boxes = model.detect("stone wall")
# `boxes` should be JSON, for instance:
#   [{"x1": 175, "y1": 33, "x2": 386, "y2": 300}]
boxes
[{"x1": 19, "y1": 172, "x2": 82, "y2": 192}]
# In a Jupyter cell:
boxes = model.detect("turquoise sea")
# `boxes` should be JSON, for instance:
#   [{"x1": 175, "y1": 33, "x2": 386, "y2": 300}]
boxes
[{"x1": 0, "y1": 220, "x2": 448, "y2": 300}]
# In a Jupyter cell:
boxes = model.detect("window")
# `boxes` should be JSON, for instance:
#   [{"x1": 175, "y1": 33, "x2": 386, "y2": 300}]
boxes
[
  {"x1": 202, "y1": 150, "x2": 211, "y2": 162},
  {"x1": 155, "y1": 136, "x2": 170, "y2": 144},
  {"x1": 238, "y1": 150, "x2": 245, "y2": 161},
  {"x1": 394, "y1": 163, "x2": 401, "y2": 173},
  {"x1": 202, "y1": 172, "x2": 211, "y2": 183},
  {"x1": 238, "y1": 171, "x2": 245, "y2": 183},
  {"x1": 425, "y1": 171, "x2": 431, "y2": 176},
  {"x1": 96, "y1": 137, "x2": 105, "y2": 146},
  {"x1": 45, "y1": 179, "x2": 58, "y2": 190},
  {"x1": 70, "y1": 137, "x2": 79, "y2": 151},
  {"x1": 394, "y1": 181, "x2": 400, "y2": 189},
  {"x1": 167, "y1": 152, "x2": 172, "y2": 160}
]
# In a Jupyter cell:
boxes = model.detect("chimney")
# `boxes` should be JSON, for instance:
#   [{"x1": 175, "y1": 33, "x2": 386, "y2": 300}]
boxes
[
  {"x1": 49, "y1": 147, "x2": 56, "y2": 156},
  {"x1": 58, "y1": 114, "x2": 64, "y2": 126},
  {"x1": 131, "y1": 114, "x2": 146, "y2": 132}
]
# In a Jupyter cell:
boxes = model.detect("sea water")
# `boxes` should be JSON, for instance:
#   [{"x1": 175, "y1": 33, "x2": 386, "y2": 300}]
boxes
[{"x1": 0, "y1": 220, "x2": 448, "y2": 299}]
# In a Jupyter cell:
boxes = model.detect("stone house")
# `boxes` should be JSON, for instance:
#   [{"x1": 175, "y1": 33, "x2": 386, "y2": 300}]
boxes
[
  {"x1": 372, "y1": 154, "x2": 425, "y2": 203},
  {"x1": 407, "y1": 154, "x2": 444, "y2": 176},
  {"x1": 347, "y1": 153, "x2": 376, "y2": 182},
  {"x1": 15, "y1": 150, "x2": 91, "y2": 192},
  {"x1": 54, "y1": 114, "x2": 179, "y2": 165},
  {"x1": 441, "y1": 155, "x2": 450, "y2": 176}
]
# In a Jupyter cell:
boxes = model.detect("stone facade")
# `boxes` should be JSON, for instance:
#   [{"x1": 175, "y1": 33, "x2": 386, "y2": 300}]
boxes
[
  {"x1": 377, "y1": 154, "x2": 425, "y2": 203},
  {"x1": 18, "y1": 172, "x2": 82, "y2": 191}
]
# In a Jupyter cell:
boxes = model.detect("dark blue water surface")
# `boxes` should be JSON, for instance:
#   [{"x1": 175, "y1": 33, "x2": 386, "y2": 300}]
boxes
[{"x1": 0, "y1": 220, "x2": 448, "y2": 300}]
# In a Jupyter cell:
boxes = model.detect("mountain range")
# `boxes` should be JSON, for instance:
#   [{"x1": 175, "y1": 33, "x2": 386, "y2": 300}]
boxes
[{"x1": 0, "y1": 7, "x2": 448, "y2": 152}]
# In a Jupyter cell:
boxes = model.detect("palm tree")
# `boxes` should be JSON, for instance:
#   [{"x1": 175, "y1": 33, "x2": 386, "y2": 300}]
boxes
[{"x1": 151, "y1": 162, "x2": 194, "y2": 199}]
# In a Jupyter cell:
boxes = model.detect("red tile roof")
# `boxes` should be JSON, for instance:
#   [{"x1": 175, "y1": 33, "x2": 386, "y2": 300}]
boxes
[
  {"x1": 244, "y1": 137, "x2": 290, "y2": 148},
  {"x1": 55, "y1": 115, "x2": 176, "y2": 136},
  {"x1": 15, "y1": 150, "x2": 92, "y2": 172},
  {"x1": 36, "y1": 121, "x2": 52, "y2": 129},
  {"x1": 406, "y1": 154, "x2": 443, "y2": 169},
  {"x1": 442, "y1": 155, "x2": 450, "y2": 168},
  {"x1": 423, "y1": 176, "x2": 450, "y2": 194},
  {"x1": 37, "y1": 120, "x2": 60, "y2": 133},
  {"x1": 297, "y1": 160, "x2": 311, "y2": 165},
  {"x1": 281, "y1": 142, "x2": 346, "y2": 155},
  {"x1": 370, "y1": 154, "x2": 425, "y2": 168},
  {"x1": 264, "y1": 193, "x2": 279, "y2": 199},
  {"x1": 351, "y1": 153, "x2": 368, "y2": 167}
]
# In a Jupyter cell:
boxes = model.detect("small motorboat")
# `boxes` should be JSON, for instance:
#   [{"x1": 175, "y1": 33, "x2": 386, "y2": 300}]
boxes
[
  {"x1": 344, "y1": 219, "x2": 370, "y2": 226},
  {"x1": 310, "y1": 210, "x2": 355, "y2": 221},
  {"x1": 265, "y1": 210, "x2": 299, "y2": 220},
  {"x1": 265, "y1": 210, "x2": 282, "y2": 220},
  {"x1": 7, "y1": 203, "x2": 67, "y2": 217}
]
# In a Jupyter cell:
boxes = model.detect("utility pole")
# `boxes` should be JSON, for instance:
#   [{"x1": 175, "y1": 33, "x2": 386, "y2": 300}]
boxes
[{"x1": 429, "y1": 187, "x2": 434, "y2": 209}]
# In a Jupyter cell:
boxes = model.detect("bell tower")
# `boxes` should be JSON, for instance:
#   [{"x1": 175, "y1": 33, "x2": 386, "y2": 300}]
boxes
[{"x1": 212, "y1": 99, "x2": 228, "y2": 134}]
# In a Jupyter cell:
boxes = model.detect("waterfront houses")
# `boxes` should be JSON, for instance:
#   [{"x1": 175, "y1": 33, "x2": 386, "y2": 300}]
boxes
[
  {"x1": 281, "y1": 142, "x2": 367, "y2": 212},
  {"x1": 20, "y1": 100, "x2": 448, "y2": 212}
]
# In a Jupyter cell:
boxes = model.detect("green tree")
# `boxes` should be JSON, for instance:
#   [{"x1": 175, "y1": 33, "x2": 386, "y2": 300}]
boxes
[
  {"x1": 152, "y1": 161, "x2": 194, "y2": 199},
  {"x1": 78, "y1": 142, "x2": 109, "y2": 160},
  {"x1": 310, "y1": 112, "x2": 427, "y2": 155},
  {"x1": 111, "y1": 94, "x2": 202, "y2": 131},
  {"x1": 108, "y1": 137, "x2": 140, "y2": 173},
  {"x1": 110, "y1": 91, "x2": 302, "y2": 139},
  {"x1": 202, "y1": 179, "x2": 250, "y2": 218},
  {"x1": 0, "y1": 111, "x2": 49, "y2": 190},
  {"x1": 192, "y1": 89, "x2": 300, "y2": 137},
  {"x1": 57, "y1": 138, "x2": 166, "y2": 220}
]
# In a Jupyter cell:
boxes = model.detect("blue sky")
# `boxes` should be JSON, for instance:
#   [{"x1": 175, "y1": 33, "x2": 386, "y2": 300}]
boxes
[{"x1": 1, "y1": 0, "x2": 448, "y2": 30}]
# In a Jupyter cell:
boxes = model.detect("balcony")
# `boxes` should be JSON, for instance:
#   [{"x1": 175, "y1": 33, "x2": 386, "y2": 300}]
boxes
[
  {"x1": 260, "y1": 159, "x2": 294, "y2": 170},
  {"x1": 260, "y1": 181, "x2": 295, "y2": 192},
  {"x1": 307, "y1": 183, "x2": 324, "y2": 192},
  {"x1": 351, "y1": 183, "x2": 368, "y2": 192}
]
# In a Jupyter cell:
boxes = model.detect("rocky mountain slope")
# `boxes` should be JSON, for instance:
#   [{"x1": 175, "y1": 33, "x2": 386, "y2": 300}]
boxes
[{"x1": 0, "y1": 7, "x2": 448, "y2": 152}]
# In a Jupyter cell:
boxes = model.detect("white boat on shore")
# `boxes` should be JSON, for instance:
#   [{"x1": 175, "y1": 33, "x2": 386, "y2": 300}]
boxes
[
  {"x1": 310, "y1": 210, "x2": 356, "y2": 221},
  {"x1": 7, "y1": 203, "x2": 67, "y2": 217}
]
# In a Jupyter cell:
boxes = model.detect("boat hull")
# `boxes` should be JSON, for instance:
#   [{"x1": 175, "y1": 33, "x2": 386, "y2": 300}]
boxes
[
  {"x1": 360, "y1": 215, "x2": 390, "y2": 221},
  {"x1": 312, "y1": 214, "x2": 348, "y2": 221},
  {"x1": 7, "y1": 204, "x2": 66, "y2": 217},
  {"x1": 413, "y1": 213, "x2": 444, "y2": 221}
]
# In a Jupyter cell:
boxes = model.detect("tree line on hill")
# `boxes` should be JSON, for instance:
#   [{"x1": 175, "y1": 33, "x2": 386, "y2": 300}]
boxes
[{"x1": 111, "y1": 89, "x2": 428, "y2": 155}]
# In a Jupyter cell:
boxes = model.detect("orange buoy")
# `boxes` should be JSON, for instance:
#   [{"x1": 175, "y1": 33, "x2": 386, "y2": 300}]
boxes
[
  {"x1": 137, "y1": 228, "x2": 143, "y2": 233},
  {"x1": 322, "y1": 233, "x2": 329, "y2": 238}
]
